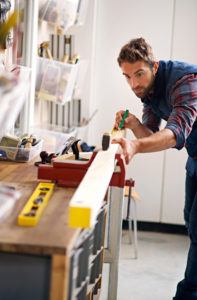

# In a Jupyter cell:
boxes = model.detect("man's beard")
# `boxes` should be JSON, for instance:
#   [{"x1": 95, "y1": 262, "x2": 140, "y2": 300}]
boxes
[{"x1": 133, "y1": 74, "x2": 155, "y2": 99}]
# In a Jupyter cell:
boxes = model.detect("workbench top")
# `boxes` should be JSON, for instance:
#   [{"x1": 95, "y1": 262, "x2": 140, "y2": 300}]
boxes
[{"x1": 0, "y1": 160, "x2": 80, "y2": 256}]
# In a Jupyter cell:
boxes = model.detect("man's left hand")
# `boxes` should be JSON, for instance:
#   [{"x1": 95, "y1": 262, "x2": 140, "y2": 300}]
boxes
[{"x1": 112, "y1": 137, "x2": 138, "y2": 164}]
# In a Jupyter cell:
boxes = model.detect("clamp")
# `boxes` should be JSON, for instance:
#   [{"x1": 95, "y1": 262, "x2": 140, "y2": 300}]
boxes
[{"x1": 37, "y1": 151, "x2": 125, "y2": 188}]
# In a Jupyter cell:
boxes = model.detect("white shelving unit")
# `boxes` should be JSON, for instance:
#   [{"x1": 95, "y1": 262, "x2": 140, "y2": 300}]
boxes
[
  {"x1": 32, "y1": 0, "x2": 96, "y2": 140},
  {"x1": 0, "y1": 0, "x2": 36, "y2": 137},
  {"x1": 19, "y1": 0, "x2": 38, "y2": 133}
]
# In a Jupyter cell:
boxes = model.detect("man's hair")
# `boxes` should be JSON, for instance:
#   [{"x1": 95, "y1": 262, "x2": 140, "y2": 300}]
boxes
[{"x1": 117, "y1": 37, "x2": 155, "y2": 66}]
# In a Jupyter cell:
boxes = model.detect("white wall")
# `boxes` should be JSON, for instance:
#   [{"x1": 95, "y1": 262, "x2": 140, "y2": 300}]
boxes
[
  {"x1": 161, "y1": 0, "x2": 197, "y2": 224},
  {"x1": 172, "y1": 0, "x2": 197, "y2": 63},
  {"x1": 89, "y1": 0, "x2": 174, "y2": 222},
  {"x1": 87, "y1": 0, "x2": 197, "y2": 223},
  {"x1": 88, "y1": 0, "x2": 174, "y2": 147}
]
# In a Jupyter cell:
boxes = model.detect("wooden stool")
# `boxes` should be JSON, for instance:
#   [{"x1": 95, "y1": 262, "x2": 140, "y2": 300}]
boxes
[{"x1": 124, "y1": 179, "x2": 140, "y2": 259}]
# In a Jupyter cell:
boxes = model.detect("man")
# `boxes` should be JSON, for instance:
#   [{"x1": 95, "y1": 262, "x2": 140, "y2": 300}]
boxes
[{"x1": 112, "y1": 37, "x2": 197, "y2": 299}]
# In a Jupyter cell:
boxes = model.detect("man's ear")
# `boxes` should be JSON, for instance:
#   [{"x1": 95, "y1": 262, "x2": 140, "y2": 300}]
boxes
[{"x1": 152, "y1": 61, "x2": 159, "y2": 75}]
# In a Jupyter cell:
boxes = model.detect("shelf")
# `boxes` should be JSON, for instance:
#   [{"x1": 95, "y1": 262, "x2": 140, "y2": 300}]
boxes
[
  {"x1": 39, "y1": 0, "x2": 90, "y2": 32},
  {"x1": 36, "y1": 57, "x2": 78, "y2": 105}
]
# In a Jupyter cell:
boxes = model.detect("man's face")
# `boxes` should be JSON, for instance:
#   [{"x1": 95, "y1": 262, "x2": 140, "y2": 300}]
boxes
[{"x1": 120, "y1": 60, "x2": 158, "y2": 98}]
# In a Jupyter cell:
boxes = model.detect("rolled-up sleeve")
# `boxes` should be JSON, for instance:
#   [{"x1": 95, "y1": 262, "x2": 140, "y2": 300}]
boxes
[
  {"x1": 142, "y1": 103, "x2": 161, "y2": 133},
  {"x1": 165, "y1": 74, "x2": 197, "y2": 150}
]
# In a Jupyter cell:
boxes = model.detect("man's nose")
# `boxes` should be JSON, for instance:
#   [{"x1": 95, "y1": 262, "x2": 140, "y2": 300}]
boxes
[{"x1": 129, "y1": 77, "x2": 138, "y2": 89}]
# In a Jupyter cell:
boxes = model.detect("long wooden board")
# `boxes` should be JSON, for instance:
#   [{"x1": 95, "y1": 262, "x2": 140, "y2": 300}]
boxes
[{"x1": 69, "y1": 129, "x2": 125, "y2": 228}]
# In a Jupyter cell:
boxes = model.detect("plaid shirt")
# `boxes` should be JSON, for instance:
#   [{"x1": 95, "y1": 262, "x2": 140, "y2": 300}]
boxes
[{"x1": 142, "y1": 74, "x2": 197, "y2": 150}]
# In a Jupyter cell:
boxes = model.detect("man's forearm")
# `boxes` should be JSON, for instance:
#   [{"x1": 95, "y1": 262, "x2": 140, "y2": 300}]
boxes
[
  {"x1": 131, "y1": 119, "x2": 153, "y2": 138},
  {"x1": 134, "y1": 128, "x2": 177, "y2": 154}
]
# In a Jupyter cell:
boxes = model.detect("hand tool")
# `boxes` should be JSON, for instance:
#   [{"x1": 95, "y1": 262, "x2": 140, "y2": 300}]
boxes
[
  {"x1": 18, "y1": 182, "x2": 54, "y2": 226},
  {"x1": 102, "y1": 132, "x2": 111, "y2": 151},
  {"x1": 34, "y1": 136, "x2": 81, "y2": 166}
]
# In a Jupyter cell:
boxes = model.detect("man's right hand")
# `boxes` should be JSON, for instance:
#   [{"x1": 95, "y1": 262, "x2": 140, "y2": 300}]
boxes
[{"x1": 114, "y1": 110, "x2": 140, "y2": 130}]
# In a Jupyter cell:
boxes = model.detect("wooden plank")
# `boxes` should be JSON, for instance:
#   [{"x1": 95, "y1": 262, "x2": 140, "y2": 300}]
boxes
[
  {"x1": 68, "y1": 129, "x2": 125, "y2": 228},
  {"x1": 111, "y1": 128, "x2": 125, "y2": 139}
]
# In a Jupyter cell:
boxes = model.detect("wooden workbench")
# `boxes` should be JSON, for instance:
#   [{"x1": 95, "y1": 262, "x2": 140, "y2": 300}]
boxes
[
  {"x1": 0, "y1": 154, "x2": 125, "y2": 300},
  {"x1": 0, "y1": 160, "x2": 80, "y2": 300}
]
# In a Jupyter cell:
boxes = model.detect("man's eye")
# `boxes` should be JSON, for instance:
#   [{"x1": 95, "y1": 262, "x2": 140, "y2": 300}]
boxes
[
  {"x1": 136, "y1": 72, "x2": 144, "y2": 78},
  {"x1": 124, "y1": 75, "x2": 130, "y2": 80}
]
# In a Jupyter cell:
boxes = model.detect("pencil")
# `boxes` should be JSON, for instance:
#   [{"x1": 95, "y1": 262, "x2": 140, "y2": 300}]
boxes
[{"x1": 118, "y1": 109, "x2": 129, "y2": 129}]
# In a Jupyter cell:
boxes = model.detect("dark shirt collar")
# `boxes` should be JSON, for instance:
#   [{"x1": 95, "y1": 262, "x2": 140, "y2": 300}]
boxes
[{"x1": 141, "y1": 87, "x2": 154, "y2": 103}]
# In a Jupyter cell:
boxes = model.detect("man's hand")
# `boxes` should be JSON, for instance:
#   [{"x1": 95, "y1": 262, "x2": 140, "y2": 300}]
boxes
[
  {"x1": 112, "y1": 128, "x2": 177, "y2": 164},
  {"x1": 112, "y1": 137, "x2": 138, "y2": 164},
  {"x1": 114, "y1": 110, "x2": 140, "y2": 130}
]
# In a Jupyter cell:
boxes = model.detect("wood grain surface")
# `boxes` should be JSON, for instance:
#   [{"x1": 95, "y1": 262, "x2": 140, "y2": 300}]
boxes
[{"x1": 0, "y1": 160, "x2": 80, "y2": 255}]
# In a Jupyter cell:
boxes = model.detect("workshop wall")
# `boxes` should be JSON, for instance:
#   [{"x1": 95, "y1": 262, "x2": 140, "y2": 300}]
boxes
[{"x1": 87, "y1": 0, "x2": 197, "y2": 224}]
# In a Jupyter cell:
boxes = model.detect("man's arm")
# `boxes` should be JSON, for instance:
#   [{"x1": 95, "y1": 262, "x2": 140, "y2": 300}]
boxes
[
  {"x1": 130, "y1": 118, "x2": 153, "y2": 138},
  {"x1": 135, "y1": 128, "x2": 176, "y2": 152},
  {"x1": 115, "y1": 104, "x2": 162, "y2": 138},
  {"x1": 112, "y1": 128, "x2": 176, "y2": 164},
  {"x1": 114, "y1": 110, "x2": 156, "y2": 138},
  {"x1": 114, "y1": 75, "x2": 197, "y2": 164}
]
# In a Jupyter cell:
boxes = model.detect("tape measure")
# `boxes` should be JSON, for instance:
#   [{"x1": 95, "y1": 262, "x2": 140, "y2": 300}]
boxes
[{"x1": 18, "y1": 182, "x2": 55, "y2": 227}]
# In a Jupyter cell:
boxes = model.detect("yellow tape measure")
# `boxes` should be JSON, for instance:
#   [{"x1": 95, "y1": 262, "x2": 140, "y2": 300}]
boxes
[{"x1": 18, "y1": 182, "x2": 55, "y2": 227}]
